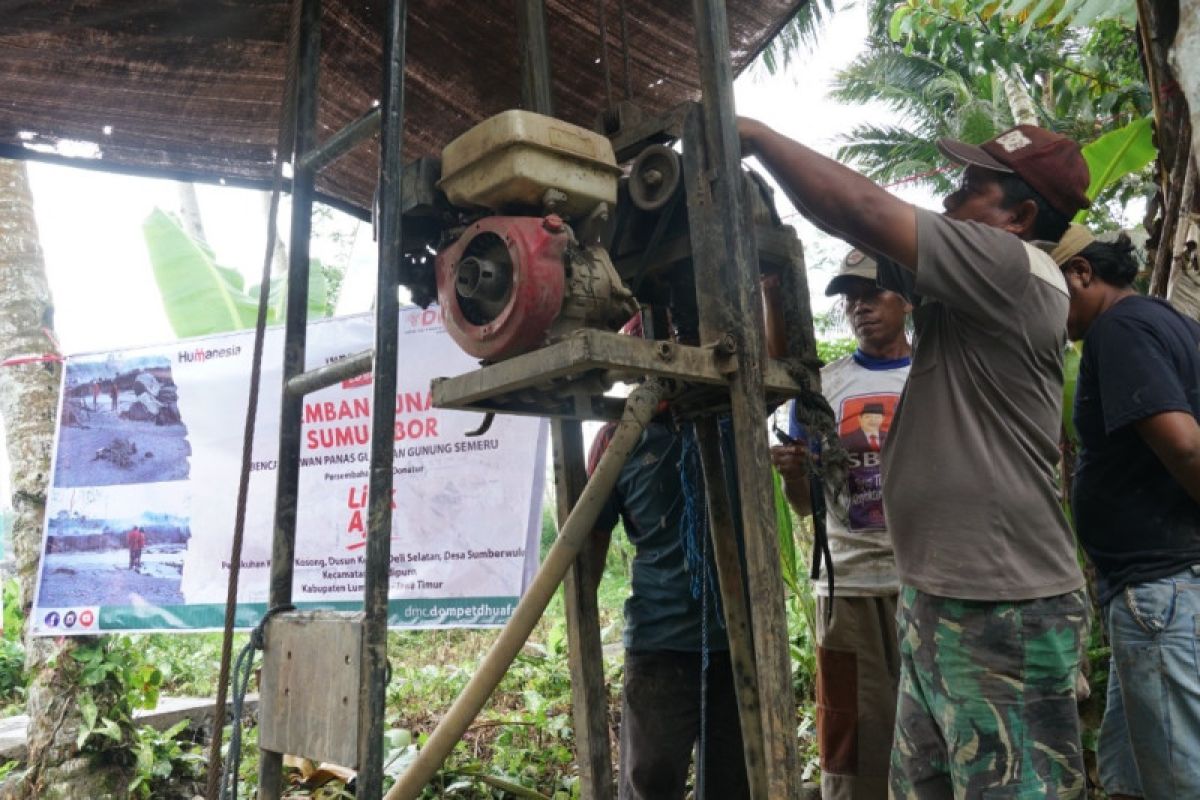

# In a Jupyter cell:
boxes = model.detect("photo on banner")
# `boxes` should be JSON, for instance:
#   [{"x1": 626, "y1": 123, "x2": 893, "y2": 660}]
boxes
[{"x1": 30, "y1": 308, "x2": 548, "y2": 635}]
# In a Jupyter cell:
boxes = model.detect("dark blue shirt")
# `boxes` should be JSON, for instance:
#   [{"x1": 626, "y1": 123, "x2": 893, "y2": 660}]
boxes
[
  {"x1": 592, "y1": 421, "x2": 732, "y2": 652},
  {"x1": 1073, "y1": 295, "x2": 1200, "y2": 604}
]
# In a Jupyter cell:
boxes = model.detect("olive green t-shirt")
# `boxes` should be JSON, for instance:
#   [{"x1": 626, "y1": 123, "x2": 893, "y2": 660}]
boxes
[{"x1": 881, "y1": 210, "x2": 1084, "y2": 601}]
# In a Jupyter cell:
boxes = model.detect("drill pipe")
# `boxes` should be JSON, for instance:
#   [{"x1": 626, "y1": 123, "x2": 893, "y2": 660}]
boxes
[{"x1": 386, "y1": 377, "x2": 670, "y2": 800}]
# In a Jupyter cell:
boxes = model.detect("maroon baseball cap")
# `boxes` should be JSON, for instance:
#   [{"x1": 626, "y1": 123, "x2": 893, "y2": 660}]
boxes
[{"x1": 936, "y1": 125, "x2": 1091, "y2": 218}]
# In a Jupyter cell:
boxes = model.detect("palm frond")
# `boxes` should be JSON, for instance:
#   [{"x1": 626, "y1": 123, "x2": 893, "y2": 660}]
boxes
[
  {"x1": 834, "y1": 124, "x2": 957, "y2": 193},
  {"x1": 829, "y1": 47, "x2": 961, "y2": 121},
  {"x1": 756, "y1": 0, "x2": 838, "y2": 75}
]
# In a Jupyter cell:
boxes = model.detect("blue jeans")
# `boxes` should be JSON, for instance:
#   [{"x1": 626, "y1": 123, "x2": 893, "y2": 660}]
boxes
[{"x1": 1099, "y1": 564, "x2": 1200, "y2": 799}]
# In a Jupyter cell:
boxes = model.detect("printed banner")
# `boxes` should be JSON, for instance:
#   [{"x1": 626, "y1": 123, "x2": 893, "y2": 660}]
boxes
[{"x1": 31, "y1": 309, "x2": 547, "y2": 635}]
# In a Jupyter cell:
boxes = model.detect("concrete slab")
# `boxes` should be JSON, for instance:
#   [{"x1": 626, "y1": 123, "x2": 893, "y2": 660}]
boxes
[{"x1": 0, "y1": 695, "x2": 258, "y2": 762}]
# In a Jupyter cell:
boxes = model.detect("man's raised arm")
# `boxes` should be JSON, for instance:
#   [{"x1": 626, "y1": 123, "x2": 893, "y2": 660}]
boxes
[{"x1": 738, "y1": 118, "x2": 918, "y2": 271}]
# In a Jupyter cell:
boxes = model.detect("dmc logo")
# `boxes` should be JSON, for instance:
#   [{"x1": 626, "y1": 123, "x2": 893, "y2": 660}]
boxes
[
  {"x1": 79, "y1": 610, "x2": 95, "y2": 628},
  {"x1": 178, "y1": 344, "x2": 242, "y2": 363},
  {"x1": 63, "y1": 611, "x2": 77, "y2": 628},
  {"x1": 406, "y1": 308, "x2": 445, "y2": 330},
  {"x1": 43, "y1": 612, "x2": 60, "y2": 628}
]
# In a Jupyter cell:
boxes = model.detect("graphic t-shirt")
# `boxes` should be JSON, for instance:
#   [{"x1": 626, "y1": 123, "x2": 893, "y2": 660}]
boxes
[
  {"x1": 881, "y1": 210, "x2": 1083, "y2": 601},
  {"x1": 791, "y1": 351, "x2": 909, "y2": 595},
  {"x1": 1073, "y1": 295, "x2": 1200, "y2": 605}
]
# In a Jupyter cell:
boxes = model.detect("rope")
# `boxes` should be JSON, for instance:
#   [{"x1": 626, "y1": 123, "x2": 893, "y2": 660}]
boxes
[
  {"x1": 787, "y1": 398, "x2": 837, "y2": 626},
  {"x1": 680, "y1": 418, "x2": 737, "y2": 798},
  {"x1": 0, "y1": 354, "x2": 62, "y2": 368},
  {"x1": 204, "y1": 0, "x2": 303, "y2": 794},
  {"x1": 678, "y1": 422, "x2": 724, "y2": 622},
  {"x1": 219, "y1": 604, "x2": 295, "y2": 800},
  {"x1": 1, "y1": 330, "x2": 65, "y2": 368}
]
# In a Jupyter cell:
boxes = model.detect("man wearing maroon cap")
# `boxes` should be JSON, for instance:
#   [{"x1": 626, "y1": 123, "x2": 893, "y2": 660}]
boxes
[{"x1": 739, "y1": 120, "x2": 1090, "y2": 798}]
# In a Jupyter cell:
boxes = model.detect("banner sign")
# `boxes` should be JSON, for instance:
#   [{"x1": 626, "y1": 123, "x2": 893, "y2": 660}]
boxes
[{"x1": 31, "y1": 309, "x2": 547, "y2": 635}]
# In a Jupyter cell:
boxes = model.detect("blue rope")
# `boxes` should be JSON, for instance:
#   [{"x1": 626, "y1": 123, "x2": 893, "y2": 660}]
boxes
[
  {"x1": 678, "y1": 423, "x2": 724, "y2": 622},
  {"x1": 220, "y1": 604, "x2": 294, "y2": 800},
  {"x1": 680, "y1": 418, "x2": 734, "y2": 799}
]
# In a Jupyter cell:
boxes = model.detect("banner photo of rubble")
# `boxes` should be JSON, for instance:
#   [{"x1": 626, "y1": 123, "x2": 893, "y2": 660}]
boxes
[
  {"x1": 30, "y1": 310, "x2": 547, "y2": 636},
  {"x1": 54, "y1": 354, "x2": 191, "y2": 487}
]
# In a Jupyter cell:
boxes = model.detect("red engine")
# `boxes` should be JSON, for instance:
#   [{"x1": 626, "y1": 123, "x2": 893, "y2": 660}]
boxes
[{"x1": 436, "y1": 215, "x2": 635, "y2": 361}]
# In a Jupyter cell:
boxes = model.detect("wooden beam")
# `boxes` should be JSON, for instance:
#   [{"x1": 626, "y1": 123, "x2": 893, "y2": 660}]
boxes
[{"x1": 557, "y1": 420, "x2": 615, "y2": 800}]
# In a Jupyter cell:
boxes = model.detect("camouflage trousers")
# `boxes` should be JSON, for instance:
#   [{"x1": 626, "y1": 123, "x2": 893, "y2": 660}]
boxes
[{"x1": 890, "y1": 586, "x2": 1088, "y2": 799}]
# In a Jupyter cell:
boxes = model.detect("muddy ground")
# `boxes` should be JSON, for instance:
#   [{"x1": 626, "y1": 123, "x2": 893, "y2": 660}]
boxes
[{"x1": 37, "y1": 543, "x2": 186, "y2": 607}]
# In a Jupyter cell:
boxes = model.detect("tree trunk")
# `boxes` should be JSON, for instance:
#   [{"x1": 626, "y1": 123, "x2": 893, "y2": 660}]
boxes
[
  {"x1": 998, "y1": 67, "x2": 1039, "y2": 126},
  {"x1": 0, "y1": 159, "x2": 121, "y2": 799},
  {"x1": 263, "y1": 190, "x2": 289, "y2": 274},
  {"x1": 177, "y1": 181, "x2": 209, "y2": 250}
]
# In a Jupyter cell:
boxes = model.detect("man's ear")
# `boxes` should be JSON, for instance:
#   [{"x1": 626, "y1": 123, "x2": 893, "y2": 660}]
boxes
[
  {"x1": 1062, "y1": 255, "x2": 1093, "y2": 287},
  {"x1": 1006, "y1": 198, "x2": 1040, "y2": 238}
]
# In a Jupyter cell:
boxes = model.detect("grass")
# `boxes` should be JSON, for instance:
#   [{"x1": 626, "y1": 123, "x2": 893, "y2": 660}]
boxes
[{"x1": 0, "y1": 507, "x2": 823, "y2": 799}]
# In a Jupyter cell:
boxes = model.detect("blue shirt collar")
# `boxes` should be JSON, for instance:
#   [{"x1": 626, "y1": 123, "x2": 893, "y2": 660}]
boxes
[{"x1": 852, "y1": 348, "x2": 911, "y2": 371}]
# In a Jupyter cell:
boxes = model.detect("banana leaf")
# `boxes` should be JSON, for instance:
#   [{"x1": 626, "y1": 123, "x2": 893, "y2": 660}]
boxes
[
  {"x1": 143, "y1": 208, "x2": 260, "y2": 337},
  {"x1": 145, "y1": 207, "x2": 333, "y2": 337},
  {"x1": 773, "y1": 467, "x2": 800, "y2": 596},
  {"x1": 249, "y1": 257, "x2": 329, "y2": 326},
  {"x1": 1076, "y1": 117, "x2": 1156, "y2": 220}
]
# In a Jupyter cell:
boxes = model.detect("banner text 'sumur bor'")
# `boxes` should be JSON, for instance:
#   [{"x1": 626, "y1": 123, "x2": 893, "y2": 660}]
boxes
[{"x1": 30, "y1": 309, "x2": 547, "y2": 635}]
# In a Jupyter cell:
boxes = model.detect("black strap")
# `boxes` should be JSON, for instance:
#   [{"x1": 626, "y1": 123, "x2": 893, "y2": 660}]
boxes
[{"x1": 808, "y1": 470, "x2": 834, "y2": 626}]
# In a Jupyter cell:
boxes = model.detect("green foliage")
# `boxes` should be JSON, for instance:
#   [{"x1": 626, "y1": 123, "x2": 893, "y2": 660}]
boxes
[
  {"x1": 127, "y1": 720, "x2": 206, "y2": 799},
  {"x1": 1062, "y1": 341, "x2": 1082, "y2": 445},
  {"x1": 754, "y1": 0, "x2": 838, "y2": 75},
  {"x1": 0, "y1": 580, "x2": 27, "y2": 713},
  {"x1": 143, "y1": 207, "x2": 334, "y2": 338},
  {"x1": 773, "y1": 471, "x2": 819, "y2": 703},
  {"x1": 1077, "y1": 117, "x2": 1157, "y2": 218},
  {"x1": 380, "y1": 619, "x2": 590, "y2": 799},
  {"x1": 137, "y1": 632, "x2": 238, "y2": 698},
  {"x1": 817, "y1": 337, "x2": 857, "y2": 364},
  {"x1": 832, "y1": 1, "x2": 1153, "y2": 225},
  {"x1": 773, "y1": 469, "x2": 800, "y2": 596},
  {"x1": 143, "y1": 208, "x2": 262, "y2": 336},
  {"x1": 71, "y1": 637, "x2": 163, "y2": 753},
  {"x1": 2, "y1": 578, "x2": 21, "y2": 641},
  {"x1": 539, "y1": 504, "x2": 557, "y2": 559},
  {"x1": 952, "y1": 0, "x2": 1136, "y2": 29}
]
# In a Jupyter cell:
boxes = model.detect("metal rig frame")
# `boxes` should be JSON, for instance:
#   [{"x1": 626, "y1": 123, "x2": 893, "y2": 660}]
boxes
[{"x1": 255, "y1": 1, "x2": 817, "y2": 798}]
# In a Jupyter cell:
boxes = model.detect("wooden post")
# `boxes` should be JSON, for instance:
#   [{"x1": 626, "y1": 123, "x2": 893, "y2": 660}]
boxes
[
  {"x1": 515, "y1": 1, "x2": 613, "y2": 796},
  {"x1": 693, "y1": 417, "x2": 768, "y2": 797},
  {"x1": 259, "y1": 0, "x2": 321, "y2": 794},
  {"x1": 557, "y1": 420, "x2": 615, "y2": 800},
  {"x1": 685, "y1": 0, "x2": 801, "y2": 790}
]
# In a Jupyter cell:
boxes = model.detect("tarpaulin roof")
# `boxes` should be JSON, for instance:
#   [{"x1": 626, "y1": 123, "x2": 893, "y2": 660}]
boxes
[{"x1": 0, "y1": 0, "x2": 803, "y2": 218}]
